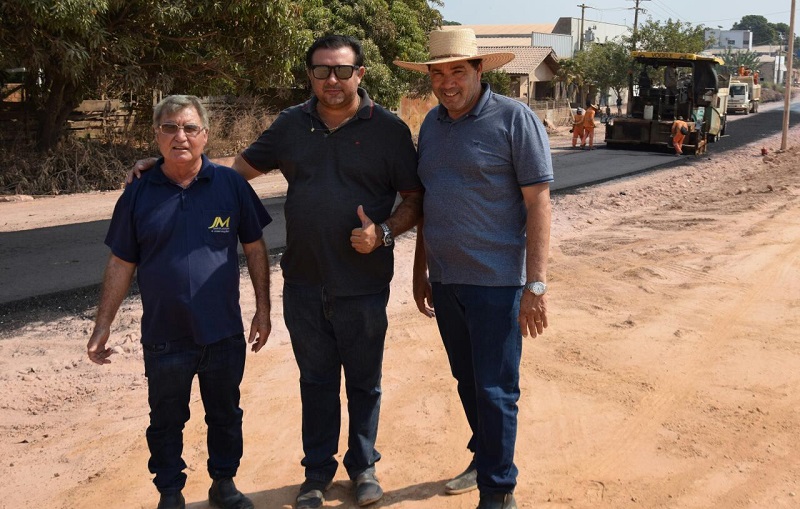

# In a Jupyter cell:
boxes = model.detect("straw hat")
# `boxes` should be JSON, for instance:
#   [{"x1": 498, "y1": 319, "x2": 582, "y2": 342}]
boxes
[{"x1": 394, "y1": 28, "x2": 515, "y2": 73}]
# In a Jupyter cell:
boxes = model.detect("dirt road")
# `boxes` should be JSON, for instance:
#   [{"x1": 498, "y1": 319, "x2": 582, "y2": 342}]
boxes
[{"x1": 0, "y1": 128, "x2": 798, "y2": 509}]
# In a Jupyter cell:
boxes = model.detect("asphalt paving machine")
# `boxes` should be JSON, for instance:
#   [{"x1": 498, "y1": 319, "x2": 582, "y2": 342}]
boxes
[{"x1": 605, "y1": 51, "x2": 728, "y2": 155}]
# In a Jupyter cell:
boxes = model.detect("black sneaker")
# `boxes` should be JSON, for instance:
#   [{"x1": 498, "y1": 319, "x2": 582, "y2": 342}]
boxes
[
  {"x1": 157, "y1": 492, "x2": 185, "y2": 509},
  {"x1": 354, "y1": 470, "x2": 383, "y2": 506},
  {"x1": 296, "y1": 479, "x2": 332, "y2": 509},
  {"x1": 476, "y1": 492, "x2": 517, "y2": 509},
  {"x1": 209, "y1": 478, "x2": 254, "y2": 509},
  {"x1": 444, "y1": 464, "x2": 477, "y2": 495}
]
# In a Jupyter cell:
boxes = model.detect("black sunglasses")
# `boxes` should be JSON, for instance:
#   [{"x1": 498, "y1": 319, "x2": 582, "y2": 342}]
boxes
[{"x1": 309, "y1": 64, "x2": 360, "y2": 80}]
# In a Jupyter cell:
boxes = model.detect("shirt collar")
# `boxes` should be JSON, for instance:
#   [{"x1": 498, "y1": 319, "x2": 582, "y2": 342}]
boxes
[
  {"x1": 303, "y1": 87, "x2": 374, "y2": 122},
  {"x1": 150, "y1": 154, "x2": 214, "y2": 185}
]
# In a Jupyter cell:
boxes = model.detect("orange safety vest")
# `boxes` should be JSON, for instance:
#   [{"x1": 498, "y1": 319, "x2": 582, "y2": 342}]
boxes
[{"x1": 583, "y1": 108, "x2": 596, "y2": 129}]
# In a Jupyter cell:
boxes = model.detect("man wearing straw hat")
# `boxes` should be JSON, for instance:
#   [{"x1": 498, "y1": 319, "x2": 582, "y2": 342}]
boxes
[{"x1": 395, "y1": 28, "x2": 553, "y2": 509}]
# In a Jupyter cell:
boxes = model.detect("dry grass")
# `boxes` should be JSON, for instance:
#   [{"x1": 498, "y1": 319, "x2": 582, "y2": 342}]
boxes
[
  {"x1": 0, "y1": 139, "x2": 150, "y2": 195},
  {"x1": 0, "y1": 100, "x2": 277, "y2": 196},
  {"x1": 204, "y1": 99, "x2": 276, "y2": 158}
]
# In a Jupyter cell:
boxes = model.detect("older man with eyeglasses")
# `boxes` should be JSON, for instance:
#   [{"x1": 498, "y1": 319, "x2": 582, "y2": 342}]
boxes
[
  {"x1": 130, "y1": 35, "x2": 422, "y2": 508},
  {"x1": 89, "y1": 95, "x2": 272, "y2": 509}
]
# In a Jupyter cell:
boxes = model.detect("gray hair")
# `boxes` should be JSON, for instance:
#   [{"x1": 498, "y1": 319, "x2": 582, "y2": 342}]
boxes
[{"x1": 152, "y1": 95, "x2": 209, "y2": 130}]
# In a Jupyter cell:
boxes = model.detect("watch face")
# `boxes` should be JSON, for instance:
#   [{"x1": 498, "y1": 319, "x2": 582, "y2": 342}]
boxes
[
  {"x1": 528, "y1": 282, "x2": 546, "y2": 295},
  {"x1": 380, "y1": 223, "x2": 393, "y2": 246}
]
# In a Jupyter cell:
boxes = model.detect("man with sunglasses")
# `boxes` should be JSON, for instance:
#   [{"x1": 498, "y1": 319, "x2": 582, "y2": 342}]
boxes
[
  {"x1": 90, "y1": 95, "x2": 272, "y2": 509},
  {"x1": 130, "y1": 35, "x2": 421, "y2": 508},
  {"x1": 245, "y1": 34, "x2": 421, "y2": 509}
]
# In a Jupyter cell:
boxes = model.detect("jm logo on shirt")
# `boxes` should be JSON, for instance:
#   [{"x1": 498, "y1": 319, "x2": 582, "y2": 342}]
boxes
[{"x1": 208, "y1": 216, "x2": 231, "y2": 233}]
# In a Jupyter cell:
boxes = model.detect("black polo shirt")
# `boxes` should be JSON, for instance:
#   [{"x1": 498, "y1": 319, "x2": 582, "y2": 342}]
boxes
[
  {"x1": 241, "y1": 88, "x2": 420, "y2": 296},
  {"x1": 105, "y1": 156, "x2": 272, "y2": 345}
]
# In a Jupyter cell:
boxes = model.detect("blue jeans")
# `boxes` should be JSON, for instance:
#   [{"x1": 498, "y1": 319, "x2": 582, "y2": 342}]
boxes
[
  {"x1": 143, "y1": 333, "x2": 246, "y2": 494},
  {"x1": 431, "y1": 283, "x2": 523, "y2": 495},
  {"x1": 283, "y1": 282, "x2": 389, "y2": 483}
]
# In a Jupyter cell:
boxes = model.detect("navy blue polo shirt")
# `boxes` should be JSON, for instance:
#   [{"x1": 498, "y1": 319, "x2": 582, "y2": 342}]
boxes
[
  {"x1": 241, "y1": 88, "x2": 420, "y2": 296},
  {"x1": 105, "y1": 155, "x2": 272, "y2": 345}
]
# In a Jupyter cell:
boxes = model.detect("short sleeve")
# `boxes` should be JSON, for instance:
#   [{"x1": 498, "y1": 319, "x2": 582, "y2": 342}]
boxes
[{"x1": 105, "y1": 184, "x2": 140, "y2": 263}]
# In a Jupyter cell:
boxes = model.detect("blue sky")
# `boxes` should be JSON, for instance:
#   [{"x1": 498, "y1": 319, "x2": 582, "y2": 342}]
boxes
[{"x1": 437, "y1": 0, "x2": 795, "y2": 30}]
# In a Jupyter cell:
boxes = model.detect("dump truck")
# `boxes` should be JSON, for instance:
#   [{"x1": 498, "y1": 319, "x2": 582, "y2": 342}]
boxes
[
  {"x1": 605, "y1": 51, "x2": 728, "y2": 155},
  {"x1": 728, "y1": 74, "x2": 761, "y2": 114}
]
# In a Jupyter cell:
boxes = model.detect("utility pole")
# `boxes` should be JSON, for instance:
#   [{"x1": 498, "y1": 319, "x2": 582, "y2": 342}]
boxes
[
  {"x1": 577, "y1": 4, "x2": 590, "y2": 51},
  {"x1": 577, "y1": 4, "x2": 596, "y2": 106},
  {"x1": 626, "y1": 0, "x2": 650, "y2": 113},
  {"x1": 781, "y1": 0, "x2": 796, "y2": 151},
  {"x1": 630, "y1": 0, "x2": 649, "y2": 51}
]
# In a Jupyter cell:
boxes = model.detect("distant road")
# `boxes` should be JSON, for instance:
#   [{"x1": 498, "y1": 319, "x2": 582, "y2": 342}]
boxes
[{"x1": 551, "y1": 105, "x2": 800, "y2": 191}]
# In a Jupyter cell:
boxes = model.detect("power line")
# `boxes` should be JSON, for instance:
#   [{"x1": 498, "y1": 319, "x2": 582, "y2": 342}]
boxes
[{"x1": 648, "y1": 0, "x2": 687, "y2": 23}]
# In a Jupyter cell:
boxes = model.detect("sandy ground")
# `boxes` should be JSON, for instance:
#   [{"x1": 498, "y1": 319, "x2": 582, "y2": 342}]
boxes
[{"x1": 1, "y1": 128, "x2": 799, "y2": 509}]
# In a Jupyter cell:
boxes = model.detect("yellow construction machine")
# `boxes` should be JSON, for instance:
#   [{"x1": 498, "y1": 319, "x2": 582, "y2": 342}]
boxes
[{"x1": 605, "y1": 51, "x2": 728, "y2": 155}]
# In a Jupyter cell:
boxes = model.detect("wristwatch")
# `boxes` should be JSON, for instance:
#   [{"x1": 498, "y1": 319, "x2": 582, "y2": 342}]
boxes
[
  {"x1": 524, "y1": 281, "x2": 547, "y2": 296},
  {"x1": 378, "y1": 222, "x2": 394, "y2": 247}
]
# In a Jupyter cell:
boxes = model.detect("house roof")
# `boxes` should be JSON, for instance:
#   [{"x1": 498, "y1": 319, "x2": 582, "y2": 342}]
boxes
[
  {"x1": 478, "y1": 46, "x2": 559, "y2": 74},
  {"x1": 474, "y1": 37, "x2": 537, "y2": 46},
  {"x1": 442, "y1": 24, "x2": 555, "y2": 36}
]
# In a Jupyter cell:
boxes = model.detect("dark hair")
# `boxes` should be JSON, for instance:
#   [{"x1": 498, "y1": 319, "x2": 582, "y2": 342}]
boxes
[{"x1": 305, "y1": 35, "x2": 364, "y2": 68}]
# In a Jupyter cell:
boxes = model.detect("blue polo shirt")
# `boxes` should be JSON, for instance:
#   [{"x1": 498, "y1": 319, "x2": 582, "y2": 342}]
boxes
[
  {"x1": 105, "y1": 155, "x2": 272, "y2": 345},
  {"x1": 417, "y1": 84, "x2": 554, "y2": 286}
]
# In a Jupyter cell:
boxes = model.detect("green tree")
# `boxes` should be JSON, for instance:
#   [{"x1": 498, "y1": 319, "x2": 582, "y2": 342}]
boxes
[
  {"x1": 0, "y1": 0, "x2": 309, "y2": 151},
  {"x1": 553, "y1": 58, "x2": 585, "y2": 104},
  {"x1": 719, "y1": 48, "x2": 762, "y2": 76},
  {"x1": 732, "y1": 15, "x2": 777, "y2": 45},
  {"x1": 482, "y1": 70, "x2": 511, "y2": 96},
  {"x1": 300, "y1": 0, "x2": 442, "y2": 108},
  {"x1": 627, "y1": 18, "x2": 707, "y2": 53},
  {"x1": 577, "y1": 40, "x2": 632, "y2": 105}
]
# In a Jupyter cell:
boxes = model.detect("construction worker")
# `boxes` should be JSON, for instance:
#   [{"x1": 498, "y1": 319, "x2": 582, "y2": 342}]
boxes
[
  {"x1": 581, "y1": 103, "x2": 598, "y2": 150},
  {"x1": 571, "y1": 107, "x2": 584, "y2": 148},
  {"x1": 671, "y1": 116, "x2": 689, "y2": 156}
]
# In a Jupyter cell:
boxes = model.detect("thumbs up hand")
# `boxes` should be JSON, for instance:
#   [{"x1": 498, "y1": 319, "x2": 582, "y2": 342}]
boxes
[{"x1": 351, "y1": 205, "x2": 379, "y2": 254}]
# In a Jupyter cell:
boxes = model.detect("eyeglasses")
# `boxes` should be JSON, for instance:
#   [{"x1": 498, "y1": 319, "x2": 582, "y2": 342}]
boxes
[
  {"x1": 309, "y1": 64, "x2": 360, "y2": 80},
  {"x1": 157, "y1": 123, "x2": 206, "y2": 137}
]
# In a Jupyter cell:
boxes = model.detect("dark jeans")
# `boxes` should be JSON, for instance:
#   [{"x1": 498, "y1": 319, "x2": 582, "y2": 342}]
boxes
[
  {"x1": 283, "y1": 282, "x2": 389, "y2": 483},
  {"x1": 431, "y1": 283, "x2": 523, "y2": 495},
  {"x1": 143, "y1": 333, "x2": 246, "y2": 494}
]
